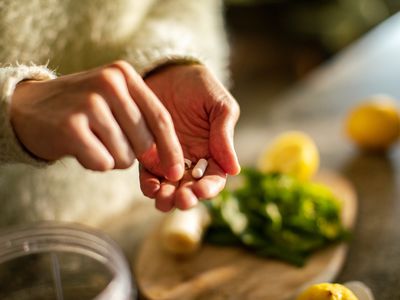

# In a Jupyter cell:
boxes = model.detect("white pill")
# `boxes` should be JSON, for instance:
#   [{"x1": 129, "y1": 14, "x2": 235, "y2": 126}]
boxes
[
  {"x1": 192, "y1": 158, "x2": 208, "y2": 179},
  {"x1": 184, "y1": 158, "x2": 192, "y2": 169}
]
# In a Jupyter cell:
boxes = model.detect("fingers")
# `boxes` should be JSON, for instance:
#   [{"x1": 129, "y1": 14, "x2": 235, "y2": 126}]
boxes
[
  {"x1": 174, "y1": 172, "x2": 198, "y2": 210},
  {"x1": 94, "y1": 67, "x2": 155, "y2": 156},
  {"x1": 159, "y1": 160, "x2": 227, "y2": 211},
  {"x1": 210, "y1": 98, "x2": 241, "y2": 176},
  {"x1": 139, "y1": 165, "x2": 161, "y2": 198},
  {"x1": 111, "y1": 61, "x2": 184, "y2": 181},
  {"x1": 138, "y1": 144, "x2": 164, "y2": 177},
  {"x1": 87, "y1": 94, "x2": 135, "y2": 169},
  {"x1": 155, "y1": 181, "x2": 179, "y2": 212},
  {"x1": 140, "y1": 164, "x2": 195, "y2": 212},
  {"x1": 70, "y1": 116, "x2": 115, "y2": 171},
  {"x1": 191, "y1": 159, "x2": 227, "y2": 199}
]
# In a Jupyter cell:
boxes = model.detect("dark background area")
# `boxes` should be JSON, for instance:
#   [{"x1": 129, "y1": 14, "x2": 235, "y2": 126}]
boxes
[
  {"x1": 225, "y1": 0, "x2": 400, "y2": 88},
  {"x1": 223, "y1": 0, "x2": 400, "y2": 121}
]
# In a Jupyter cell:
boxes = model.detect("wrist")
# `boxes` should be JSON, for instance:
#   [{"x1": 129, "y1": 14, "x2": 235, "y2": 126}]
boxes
[
  {"x1": 10, "y1": 80, "x2": 38, "y2": 119},
  {"x1": 144, "y1": 61, "x2": 203, "y2": 79}
]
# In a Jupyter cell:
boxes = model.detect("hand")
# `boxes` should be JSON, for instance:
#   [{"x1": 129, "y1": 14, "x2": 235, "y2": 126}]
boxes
[
  {"x1": 141, "y1": 64, "x2": 241, "y2": 211},
  {"x1": 10, "y1": 61, "x2": 184, "y2": 181}
]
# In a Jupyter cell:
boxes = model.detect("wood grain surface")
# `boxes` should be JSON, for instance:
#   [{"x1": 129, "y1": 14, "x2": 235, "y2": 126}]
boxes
[{"x1": 134, "y1": 171, "x2": 357, "y2": 300}]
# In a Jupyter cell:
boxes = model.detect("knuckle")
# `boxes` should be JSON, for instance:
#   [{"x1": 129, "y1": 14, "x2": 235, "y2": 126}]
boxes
[
  {"x1": 229, "y1": 100, "x2": 240, "y2": 118},
  {"x1": 84, "y1": 93, "x2": 104, "y2": 111},
  {"x1": 109, "y1": 60, "x2": 131, "y2": 70},
  {"x1": 97, "y1": 68, "x2": 123, "y2": 87},
  {"x1": 110, "y1": 60, "x2": 140, "y2": 80},
  {"x1": 154, "y1": 110, "x2": 173, "y2": 132},
  {"x1": 60, "y1": 114, "x2": 85, "y2": 135},
  {"x1": 219, "y1": 96, "x2": 240, "y2": 119}
]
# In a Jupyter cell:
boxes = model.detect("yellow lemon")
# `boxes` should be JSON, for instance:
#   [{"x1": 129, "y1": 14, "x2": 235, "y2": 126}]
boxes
[
  {"x1": 296, "y1": 283, "x2": 358, "y2": 300},
  {"x1": 346, "y1": 95, "x2": 400, "y2": 150},
  {"x1": 258, "y1": 131, "x2": 319, "y2": 181}
]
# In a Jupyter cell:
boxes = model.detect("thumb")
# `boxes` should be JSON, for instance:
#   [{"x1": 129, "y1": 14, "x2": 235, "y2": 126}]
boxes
[{"x1": 209, "y1": 103, "x2": 241, "y2": 175}]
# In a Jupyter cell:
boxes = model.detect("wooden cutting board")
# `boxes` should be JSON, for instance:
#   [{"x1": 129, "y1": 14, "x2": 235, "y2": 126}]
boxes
[{"x1": 134, "y1": 171, "x2": 357, "y2": 300}]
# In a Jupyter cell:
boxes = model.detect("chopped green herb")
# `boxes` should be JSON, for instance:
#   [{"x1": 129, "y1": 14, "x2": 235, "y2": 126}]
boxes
[{"x1": 204, "y1": 169, "x2": 349, "y2": 266}]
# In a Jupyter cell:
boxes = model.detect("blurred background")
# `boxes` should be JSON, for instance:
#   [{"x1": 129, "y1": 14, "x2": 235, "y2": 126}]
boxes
[
  {"x1": 225, "y1": 0, "x2": 400, "y2": 120},
  {"x1": 224, "y1": 0, "x2": 400, "y2": 108}
]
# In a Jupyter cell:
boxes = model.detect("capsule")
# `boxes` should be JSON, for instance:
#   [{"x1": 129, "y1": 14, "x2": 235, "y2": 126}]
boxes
[{"x1": 192, "y1": 158, "x2": 208, "y2": 179}]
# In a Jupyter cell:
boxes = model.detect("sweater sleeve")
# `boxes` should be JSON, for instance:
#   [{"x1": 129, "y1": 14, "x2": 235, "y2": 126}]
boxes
[
  {"x1": 0, "y1": 65, "x2": 56, "y2": 166},
  {"x1": 124, "y1": 0, "x2": 230, "y2": 85}
]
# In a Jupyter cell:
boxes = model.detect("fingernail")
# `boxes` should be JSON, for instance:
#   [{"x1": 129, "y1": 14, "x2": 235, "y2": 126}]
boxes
[{"x1": 166, "y1": 163, "x2": 183, "y2": 181}]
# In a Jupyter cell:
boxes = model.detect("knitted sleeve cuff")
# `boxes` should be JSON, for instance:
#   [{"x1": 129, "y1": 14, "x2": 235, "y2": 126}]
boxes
[
  {"x1": 126, "y1": 45, "x2": 230, "y2": 86},
  {"x1": 0, "y1": 65, "x2": 56, "y2": 166},
  {"x1": 126, "y1": 45, "x2": 205, "y2": 76}
]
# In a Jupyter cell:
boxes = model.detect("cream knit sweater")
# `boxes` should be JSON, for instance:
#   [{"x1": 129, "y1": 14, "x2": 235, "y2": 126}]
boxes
[{"x1": 0, "y1": 0, "x2": 229, "y2": 227}]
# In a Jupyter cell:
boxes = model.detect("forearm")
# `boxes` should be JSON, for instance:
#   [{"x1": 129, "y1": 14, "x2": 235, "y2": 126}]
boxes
[
  {"x1": 125, "y1": 0, "x2": 230, "y2": 85},
  {"x1": 0, "y1": 65, "x2": 56, "y2": 165}
]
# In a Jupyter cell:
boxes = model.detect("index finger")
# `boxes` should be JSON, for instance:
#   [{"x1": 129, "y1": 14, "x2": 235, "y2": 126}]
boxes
[{"x1": 112, "y1": 61, "x2": 184, "y2": 181}]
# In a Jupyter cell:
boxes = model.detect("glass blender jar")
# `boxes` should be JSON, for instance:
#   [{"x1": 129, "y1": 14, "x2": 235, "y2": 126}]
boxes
[{"x1": 0, "y1": 222, "x2": 136, "y2": 300}]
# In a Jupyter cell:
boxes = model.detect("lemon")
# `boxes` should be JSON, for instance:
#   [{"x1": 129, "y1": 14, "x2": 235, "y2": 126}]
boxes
[
  {"x1": 296, "y1": 283, "x2": 358, "y2": 300},
  {"x1": 258, "y1": 131, "x2": 319, "y2": 181},
  {"x1": 346, "y1": 95, "x2": 400, "y2": 150}
]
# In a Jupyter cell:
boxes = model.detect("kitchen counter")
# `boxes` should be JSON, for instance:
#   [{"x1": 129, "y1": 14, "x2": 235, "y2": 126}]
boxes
[{"x1": 232, "y1": 12, "x2": 400, "y2": 299}]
